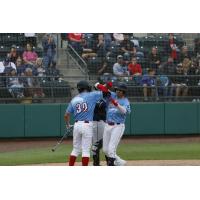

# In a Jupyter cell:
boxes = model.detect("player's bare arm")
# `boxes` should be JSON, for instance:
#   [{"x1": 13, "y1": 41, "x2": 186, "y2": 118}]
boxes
[
  {"x1": 110, "y1": 97, "x2": 127, "y2": 114},
  {"x1": 64, "y1": 112, "x2": 71, "y2": 128}
]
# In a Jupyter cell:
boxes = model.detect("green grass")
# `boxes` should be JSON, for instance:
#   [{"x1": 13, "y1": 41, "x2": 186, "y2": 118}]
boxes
[{"x1": 1, "y1": 142, "x2": 200, "y2": 165}]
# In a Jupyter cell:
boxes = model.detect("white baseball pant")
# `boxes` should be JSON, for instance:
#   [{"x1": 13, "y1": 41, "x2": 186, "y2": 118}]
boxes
[
  {"x1": 71, "y1": 121, "x2": 93, "y2": 157},
  {"x1": 103, "y1": 123, "x2": 125, "y2": 158}
]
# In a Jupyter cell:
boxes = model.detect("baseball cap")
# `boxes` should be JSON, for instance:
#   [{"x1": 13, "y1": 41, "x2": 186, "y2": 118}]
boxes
[
  {"x1": 11, "y1": 44, "x2": 17, "y2": 49},
  {"x1": 117, "y1": 55, "x2": 123, "y2": 59},
  {"x1": 4, "y1": 57, "x2": 10, "y2": 64}
]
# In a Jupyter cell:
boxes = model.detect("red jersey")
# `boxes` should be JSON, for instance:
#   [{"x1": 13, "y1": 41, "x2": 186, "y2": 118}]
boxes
[
  {"x1": 128, "y1": 63, "x2": 142, "y2": 75},
  {"x1": 68, "y1": 33, "x2": 83, "y2": 42}
]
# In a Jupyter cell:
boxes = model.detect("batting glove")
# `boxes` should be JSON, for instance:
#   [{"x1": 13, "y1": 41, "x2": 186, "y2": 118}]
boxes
[
  {"x1": 110, "y1": 97, "x2": 118, "y2": 107},
  {"x1": 94, "y1": 82, "x2": 109, "y2": 93},
  {"x1": 105, "y1": 81, "x2": 113, "y2": 89}
]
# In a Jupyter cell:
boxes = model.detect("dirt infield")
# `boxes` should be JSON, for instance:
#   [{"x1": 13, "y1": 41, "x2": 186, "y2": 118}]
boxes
[
  {"x1": 1, "y1": 135, "x2": 200, "y2": 166},
  {"x1": 31, "y1": 160, "x2": 200, "y2": 166},
  {"x1": 1, "y1": 135, "x2": 200, "y2": 153}
]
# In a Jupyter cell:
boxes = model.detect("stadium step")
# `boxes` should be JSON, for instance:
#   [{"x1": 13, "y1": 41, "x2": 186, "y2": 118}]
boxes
[{"x1": 57, "y1": 48, "x2": 85, "y2": 83}]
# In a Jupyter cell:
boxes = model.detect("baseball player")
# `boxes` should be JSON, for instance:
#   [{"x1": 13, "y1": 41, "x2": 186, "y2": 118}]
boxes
[
  {"x1": 92, "y1": 98, "x2": 106, "y2": 166},
  {"x1": 64, "y1": 80, "x2": 109, "y2": 166},
  {"x1": 103, "y1": 82, "x2": 131, "y2": 166},
  {"x1": 92, "y1": 82, "x2": 127, "y2": 166}
]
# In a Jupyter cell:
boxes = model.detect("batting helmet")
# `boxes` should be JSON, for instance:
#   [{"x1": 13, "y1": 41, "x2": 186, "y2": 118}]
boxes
[
  {"x1": 77, "y1": 80, "x2": 91, "y2": 93},
  {"x1": 115, "y1": 82, "x2": 127, "y2": 94}
]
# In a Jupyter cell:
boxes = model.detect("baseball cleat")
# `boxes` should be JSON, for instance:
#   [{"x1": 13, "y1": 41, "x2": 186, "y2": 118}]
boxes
[{"x1": 114, "y1": 158, "x2": 127, "y2": 166}]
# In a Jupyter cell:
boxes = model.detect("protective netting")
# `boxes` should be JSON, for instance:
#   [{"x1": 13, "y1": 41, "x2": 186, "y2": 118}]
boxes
[{"x1": 0, "y1": 33, "x2": 200, "y2": 103}]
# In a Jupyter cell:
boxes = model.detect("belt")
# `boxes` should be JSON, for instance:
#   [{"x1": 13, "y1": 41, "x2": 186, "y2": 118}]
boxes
[
  {"x1": 75, "y1": 120, "x2": 89, "y2": 123},
  {"x1": 107, "y1": 122, "x2": 121, "y2": 126}
]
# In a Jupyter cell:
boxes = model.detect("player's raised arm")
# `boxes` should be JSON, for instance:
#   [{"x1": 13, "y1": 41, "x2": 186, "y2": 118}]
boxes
[{"x1": 94, "y1": 81, "x2": 113, "y2": 92}]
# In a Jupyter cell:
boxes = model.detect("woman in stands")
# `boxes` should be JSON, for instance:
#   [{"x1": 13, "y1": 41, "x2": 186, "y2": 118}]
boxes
[
  {"x1": 23, "y1": 43, "x2": 38, "y2": 66},
  {"x1": 7, "y1": 45, "x2": 19, "y2": 64}
]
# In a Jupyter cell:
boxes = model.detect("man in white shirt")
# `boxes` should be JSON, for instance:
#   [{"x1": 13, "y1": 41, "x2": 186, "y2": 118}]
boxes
[
  {"x1": 0, "y1": 57, "x2": 16, "y2": 74},
  {"x1": 113, "y1": 55, "x2": 129, "y2": 77}
]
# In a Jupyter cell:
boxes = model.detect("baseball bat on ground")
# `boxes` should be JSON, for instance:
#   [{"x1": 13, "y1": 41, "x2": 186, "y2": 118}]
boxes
[{"x1": 51, "y1": 125, "x2": 73, "y2": 152}]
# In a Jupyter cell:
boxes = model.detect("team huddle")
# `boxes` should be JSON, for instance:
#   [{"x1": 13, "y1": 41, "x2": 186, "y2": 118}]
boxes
[{"x1": 64, "y1": 80, "x2": 131, "y2": 166}]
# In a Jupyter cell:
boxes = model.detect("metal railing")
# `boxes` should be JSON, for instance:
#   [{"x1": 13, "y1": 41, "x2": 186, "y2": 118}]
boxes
[
  {"x1": 66, "y1": 43, "x2": 89, "y2": 76},
  {"x1": 0, "y1": 76, "x2": 72, "y2": 103},
  {"x1": 0, "y1": 75, "x2": 200, "y2": 103}
]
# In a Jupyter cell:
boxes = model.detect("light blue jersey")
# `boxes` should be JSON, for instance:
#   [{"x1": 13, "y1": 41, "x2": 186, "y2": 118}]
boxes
[
  {"x1": 66, "y1": 91, "x2": 103, "y2": 121},
  {"x1": 106, "y1": 92, "x2": 131, "y2": 124}
]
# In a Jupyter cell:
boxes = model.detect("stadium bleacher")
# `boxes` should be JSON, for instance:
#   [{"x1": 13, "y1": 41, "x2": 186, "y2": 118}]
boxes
[{"x1": 0, "y1": 33, "x2": 200, "y2": 103}]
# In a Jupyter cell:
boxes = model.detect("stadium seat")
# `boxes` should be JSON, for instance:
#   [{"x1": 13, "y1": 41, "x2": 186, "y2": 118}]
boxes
[
  {"x1": 109, "y1": 43, "x2": 122, "y2": 57},
  {"x1": 35, "y1": 47, "x2": 43, "y2": 57},
  {"x1": 40, "y1": 81, "x2": 71, "y2": 98},
  {"x1": 87, "y1": 57, "x2": 103, "y2": 74},
  {"x1": 51, "y1": 81, "x2": 71, "y2": 98},
  {"x1": 137, "y1": 58, "x2": 149, "y2": 69},
  {"x1": 126, "y1": 85, "x2": 143, "y2": 98},
  {"x1": 0, "y1": 88, "x2": 12, "y2": 98},
  {"x1": 106, "y1": 56, "x2": 116, "y2": 74},
  {"x1": 139, "y1": 36, "x2": 157, "y2": 48},
  {"x1": 0, "y1": 46, "x2": 10, "y2": 59},
  {"x1": 155, "y1": 35, "x2": 168, "y2": 47}
]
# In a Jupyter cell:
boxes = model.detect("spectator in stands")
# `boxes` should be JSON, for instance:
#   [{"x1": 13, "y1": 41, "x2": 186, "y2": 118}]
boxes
[
  {"x1": 106, "y1": 34, "x2": 124, "y2": 58},
  {"x1": 141, "y1": 68, "x2": 158, "y2": 101},
  {"x1": 128, "y1": 57, "x2": 142, "y2": 76},
  {"x1": 183, "y1": 57, "x2": 191, "y2": 70},
  {"x1": 113, "y1": 55, "x2": 129, "y2": 77},
  {"x1": 68, "y1": 33, "x2": 83, "y2": 55},
  {"x1": 94, "y1": 34, "x2": 107, "y2": 58},
  {"x1": 33, "y1": 58, "x2": 46, "y2": 77},
  {"x1": 159, "y1": 57, "x2": 177, "y2": 75},
  {"x1": 23, "y1": 68, "x2": 44, "y2": 98},
  {"x1": 23, "y1": 43, "x2": 38, "y2": 65},
  {"x1": 104, "y1": 33, "x2": 112, "y2": 51},
  {"x1": 120, "y1": 33, "x2": 135, "y2": 59},
  {"x1": 24, "y1": 33, "x2": 37, "y2": 47},
  {"x1": 0, "y1": 57, "x2": 16, "y2": 75},
  {"x1": 194, "y1": 37, "x2": 200, "y2": 57},
  {"x1": 7, "y1": 45, "x2": 19, "y2": 64},
  {"x1": 187, "y1": 58, "x2": 200, "y2": 98},
  {"x1": 97, "y1": 59, "x2": 108, "y2": 75},
  {"x1": 165, "y1": 33, "x2": 180, "y2": 63},
  {"x1": 148, "y1": 47, "x2": 161, "y2": 71},
  {"x1": 158, "y1": 57, "x2": 177, "y2": 98},
  {"x1": 7, "y1": 69, "x2": 24, "y2": 98},
  {"x1": 179, "y1": 45, "x2": 191, "y2": 63},
  {"x1": 42, "y1": 34, "x2": 56, "y2": 68},
  {"x1": 156, "y1": 75, "x2": 169, "y2": 98},
  {"x1": 16, "y1": 56, "x2": 26, "y2": 76},
  {"x1": 172, "y1": 61, "x2": 190, "y2": 100},
  {"x1": 81, "y1": 35, "x2": 97, "y2": 59}
]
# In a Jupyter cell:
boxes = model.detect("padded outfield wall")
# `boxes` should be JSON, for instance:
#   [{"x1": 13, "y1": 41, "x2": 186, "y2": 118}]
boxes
[{"x1": 0, "y1": 103, "x2": 199, "y2": 138}]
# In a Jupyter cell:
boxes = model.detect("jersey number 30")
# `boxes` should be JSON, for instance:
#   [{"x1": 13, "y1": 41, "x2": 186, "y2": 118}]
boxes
[{"x1": 76, "y1": 102, "x2": 88, "y2": 113}]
